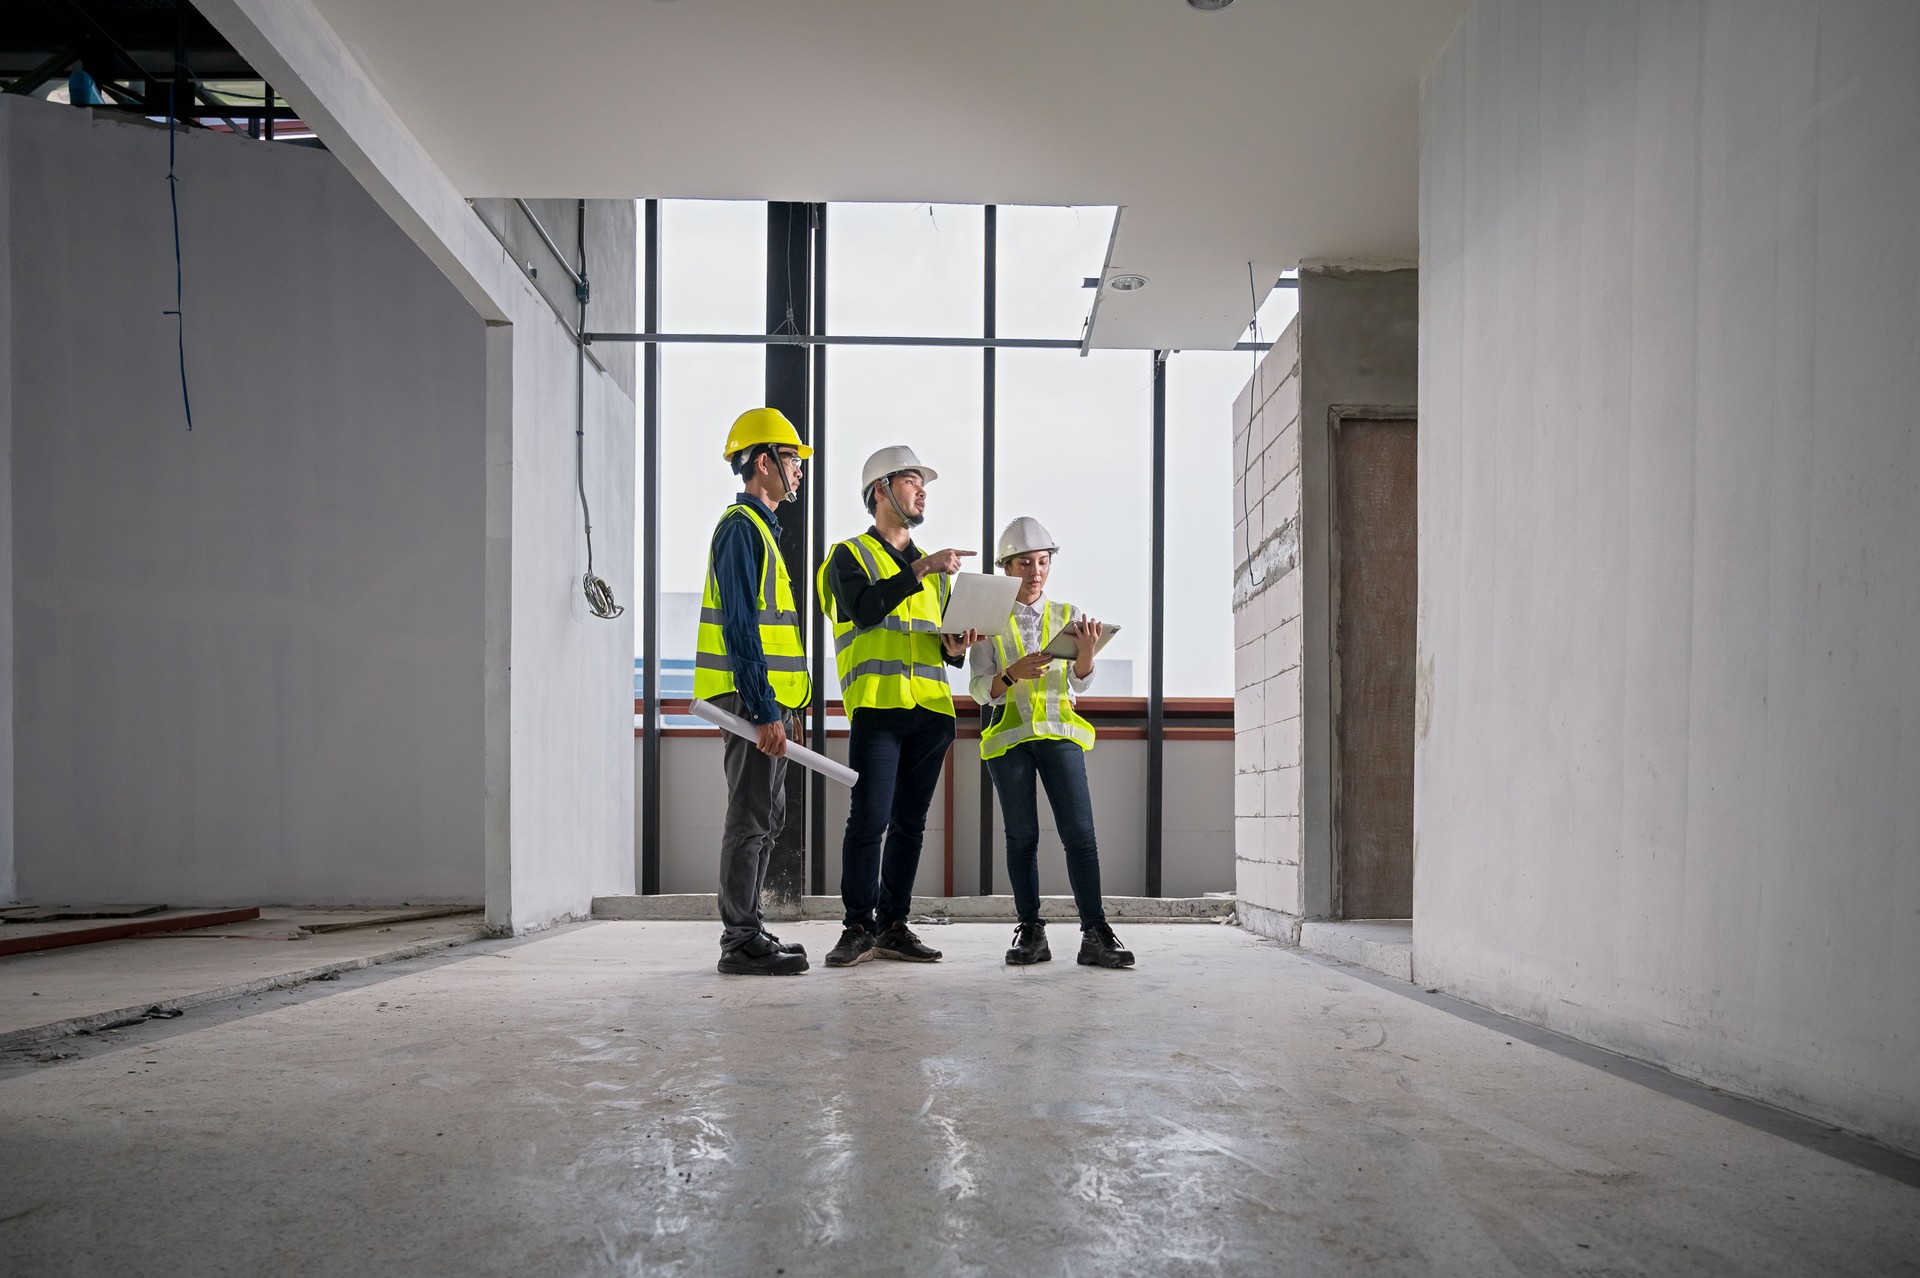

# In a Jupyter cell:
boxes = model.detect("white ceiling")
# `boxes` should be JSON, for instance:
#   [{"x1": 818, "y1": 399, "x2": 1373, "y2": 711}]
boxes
[{"x1": 309, "y1": 0, "x2": 1466, "y2": 349}]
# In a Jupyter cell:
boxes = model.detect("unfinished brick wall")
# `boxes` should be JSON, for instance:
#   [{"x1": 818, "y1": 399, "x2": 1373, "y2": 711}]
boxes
[{"x1": 1232, "y1": 319, "x2": 1305, "y2": 939}]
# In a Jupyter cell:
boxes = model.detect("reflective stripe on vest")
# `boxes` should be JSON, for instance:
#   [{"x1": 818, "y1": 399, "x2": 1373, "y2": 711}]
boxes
[
  {"x1": 815, "y1": 534, "x2": 956, "y2": 717},
  {"x1": 692, "y1": 504, "x2": 812, "y2": 709},
  {"x1": 979, "y1": 599, "x2": 1096, "y2": 760}
]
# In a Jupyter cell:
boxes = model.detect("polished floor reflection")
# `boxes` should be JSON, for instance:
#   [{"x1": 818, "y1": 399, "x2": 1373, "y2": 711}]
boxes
[{"x1": 2, "y1": 921, "x2": 1916, "y2": 1276}]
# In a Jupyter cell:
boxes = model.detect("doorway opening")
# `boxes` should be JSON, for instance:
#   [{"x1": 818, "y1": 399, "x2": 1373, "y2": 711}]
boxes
[{"x1": 1329, "y1": 410, "x2": 1417, "y2": 922}]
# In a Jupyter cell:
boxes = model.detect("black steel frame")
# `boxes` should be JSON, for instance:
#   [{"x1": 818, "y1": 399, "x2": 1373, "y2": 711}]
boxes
[
  {"x1": 639, "y1": 200, "x2": 662, "y2": 893},
  {"x1": 979, "y1": 205, "x2": 998, "y2": 895},
  {"x1": 808, "y1": 205, "x2": 830, "y2": 897},
  {"x1": 1147, "y1": 351, "x2": 1169, "y2": 897}
]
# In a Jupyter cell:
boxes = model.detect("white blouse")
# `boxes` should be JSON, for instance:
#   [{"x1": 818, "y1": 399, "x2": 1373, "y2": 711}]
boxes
[{"x1": 966, "y1": 596, "x2": 1095, "y2": 706}]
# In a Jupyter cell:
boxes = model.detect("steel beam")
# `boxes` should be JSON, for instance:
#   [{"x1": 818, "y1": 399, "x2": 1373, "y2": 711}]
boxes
[
  {"x1": 809, "y1": 203, "x2": 830, "y2": 897},
  {"x1": 979, "y1": 205, "x2": 998, "y2": 896},
  {"x1": 640, "y1": 200, "x2": 662, "y2": 894},
  {"x1": 1147, "y1": 351, "x2": 1168, "y2": 898},
  {"x1": 586, "y1": 331, "x2": 1077, "y2": 349},
  {"x1": 764, "y1": 201, "x2": 813, "y2": 906}
]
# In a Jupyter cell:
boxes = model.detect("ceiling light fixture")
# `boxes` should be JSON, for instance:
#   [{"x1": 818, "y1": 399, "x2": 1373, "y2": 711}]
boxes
[
  {"x1": 1107, "y1": 274, "x2": 1149, "y2": 292},
  {"x1": 1186, "y1": 0, "x2": 1235, "y2": 11}
]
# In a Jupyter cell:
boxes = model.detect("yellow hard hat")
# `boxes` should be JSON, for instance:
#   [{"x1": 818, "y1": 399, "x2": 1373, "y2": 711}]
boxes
[{"x1": 722, "y1": 407, "x2": 812, "y2": 462}]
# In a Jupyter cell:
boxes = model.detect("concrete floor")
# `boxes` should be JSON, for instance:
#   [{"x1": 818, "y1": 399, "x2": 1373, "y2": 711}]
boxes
[
  {"x1": 1, "y1": 922, "x2": 1915, "y2": 1276},
  {"x1": 0, "y1": 910, "x2": 484, "y2": 1043}
]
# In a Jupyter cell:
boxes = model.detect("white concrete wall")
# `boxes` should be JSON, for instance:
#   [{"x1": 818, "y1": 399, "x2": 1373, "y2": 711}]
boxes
[
  {"x1": 1420, "y1": 0, "x2": 1920, "y2": 1151},
  {"x1": 646, "y1": 734, "x2": 1233, "y2": 901},
  {"x1": 193, "y1": 0, "x2": 638, "y2": 933},
  {"x1": 1232, "y1": 322, "x2": 1305, "y2": 938},
  {"x1": 498, "y1": 313, "x2": 635, "y2": 930},
  {"x1": 4, "y1": 97, "x2": 487, "y2": 906}
]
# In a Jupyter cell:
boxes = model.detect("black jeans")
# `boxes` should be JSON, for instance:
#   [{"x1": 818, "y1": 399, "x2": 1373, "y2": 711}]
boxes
[
  {"x1": 986, "y1": 737, "x2": 1106, "y2": 930},
  {"x1": 840, "y1": 707, "x2": 956, "y2": 931},
  {"x1": 713, "y1": 693, "x2": 794, "y2": 952}
]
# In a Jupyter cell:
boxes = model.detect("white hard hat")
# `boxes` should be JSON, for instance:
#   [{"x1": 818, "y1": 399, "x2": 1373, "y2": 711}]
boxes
[
  {"x1": 997, "y1": 516, "x2": 1058, "y2": 564},
  {"x1": 860, "y1": 445, "x2": 938, "y2": 501}
]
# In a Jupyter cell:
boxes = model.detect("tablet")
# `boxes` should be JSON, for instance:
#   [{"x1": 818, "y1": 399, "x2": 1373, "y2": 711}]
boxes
[{"x1": 1042, "y1": 623, "x2": 1121, "y2": 660}]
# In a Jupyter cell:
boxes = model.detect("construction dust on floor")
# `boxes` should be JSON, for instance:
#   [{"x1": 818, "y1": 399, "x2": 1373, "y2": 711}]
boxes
[{"x1": 0, "y1": 921, "x2": 1915, "y2": 1276}]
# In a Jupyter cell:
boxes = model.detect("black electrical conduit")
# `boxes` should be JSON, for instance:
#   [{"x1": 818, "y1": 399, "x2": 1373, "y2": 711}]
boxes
[
  {"x1": 164, "y1": 15, "x2": 192, "y2": 430},
  {"x1": 508, "y1": 197, "x2": 621, "y2": 620},
  {"x1": 572, "y1": 199, "x2": 622, "y2": 620}
]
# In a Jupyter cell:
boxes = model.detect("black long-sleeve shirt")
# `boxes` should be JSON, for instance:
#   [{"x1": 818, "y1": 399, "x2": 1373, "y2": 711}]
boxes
[{"x1": 825, "y1": 529, "x2": 965, "y2": 668}]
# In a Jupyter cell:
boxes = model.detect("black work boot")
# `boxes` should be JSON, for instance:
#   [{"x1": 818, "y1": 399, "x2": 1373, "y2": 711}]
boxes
[
  {"x1": 1076, "y1": 923, "x2": 1134, "y2": 969},
  {"x1": 761, "y1": 931, "x2": 806, "y2": 957},
  {"x1": 1005, "y1": 921, "x2": 1051, "y2": 966},
  {"x1": 872, "y1": 921, "x2": 942, "y2": 963},
  {"x1": 717, "y1": 933, "x2": 809, "y2": 976},
  {"x1": 824, "y1": 925, "x2": 875, "y2": 968}
]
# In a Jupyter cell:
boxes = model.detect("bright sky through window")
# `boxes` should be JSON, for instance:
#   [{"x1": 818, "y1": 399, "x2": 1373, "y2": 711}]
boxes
[{"x1": 639, "y1": 200, "x2": 1264, "y2": 698}]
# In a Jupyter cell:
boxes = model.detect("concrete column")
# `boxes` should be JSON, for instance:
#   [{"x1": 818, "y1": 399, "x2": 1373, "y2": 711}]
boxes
[{"x1": 1233, "y1": 267, "x2": 1417, "y2": 941}]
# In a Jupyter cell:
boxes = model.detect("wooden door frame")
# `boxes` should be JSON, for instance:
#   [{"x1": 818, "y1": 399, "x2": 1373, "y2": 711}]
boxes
[{"x1": 1326, "y1": 405, "x2": 1418, "y2": 920}]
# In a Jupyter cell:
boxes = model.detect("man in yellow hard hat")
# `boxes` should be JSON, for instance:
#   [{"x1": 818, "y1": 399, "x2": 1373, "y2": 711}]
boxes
[
  {"x1": 695, "y1": 407, "x2": 813, "y2": 976},
  {"x1": 816, "y1": 445, "x2": 979, "y2": 968}
]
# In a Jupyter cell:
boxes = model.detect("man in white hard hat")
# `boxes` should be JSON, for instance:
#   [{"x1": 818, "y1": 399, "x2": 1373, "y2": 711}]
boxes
[
  {"x1": 814, "y1": 446, "x2": 979, "y2": 968},
  {"x1": 968, "y1": 516, "x2": 1134, "y2": 968}
]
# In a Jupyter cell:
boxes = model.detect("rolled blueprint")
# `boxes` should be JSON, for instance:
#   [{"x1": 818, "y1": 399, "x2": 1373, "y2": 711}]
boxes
[{"x1": 688, "y1": 698, "x2": 861, "y2": 788}]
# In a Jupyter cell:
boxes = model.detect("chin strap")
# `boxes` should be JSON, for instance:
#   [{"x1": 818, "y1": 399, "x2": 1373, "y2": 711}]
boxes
[
  {"x1": 882, "y1": 474, "x2": 924, "y2": 528},
  {"x1": 774, "y1": 449, "x2": 798, "y2": 504}
]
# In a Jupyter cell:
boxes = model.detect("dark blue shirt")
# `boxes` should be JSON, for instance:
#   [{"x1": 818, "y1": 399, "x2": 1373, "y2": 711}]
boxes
[{"x1": 711, "y1": 492, "x2": 786, "y2": 725}]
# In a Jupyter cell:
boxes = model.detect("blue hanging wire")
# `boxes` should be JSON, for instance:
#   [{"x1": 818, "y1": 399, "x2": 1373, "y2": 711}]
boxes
[{"x1": 163, "y1": 75, "x2": 193, "y2": 430}]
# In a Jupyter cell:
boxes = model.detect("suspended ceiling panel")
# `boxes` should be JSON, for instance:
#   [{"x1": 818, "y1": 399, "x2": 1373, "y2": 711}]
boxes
[{"x1": 307, "y1": 0, "x2": 1466, "y2": 349}]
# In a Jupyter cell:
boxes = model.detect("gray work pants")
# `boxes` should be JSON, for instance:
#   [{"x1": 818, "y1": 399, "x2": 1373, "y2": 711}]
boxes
[{"x1": 715, "y1": 692, "x2": 792, "y2": 952}]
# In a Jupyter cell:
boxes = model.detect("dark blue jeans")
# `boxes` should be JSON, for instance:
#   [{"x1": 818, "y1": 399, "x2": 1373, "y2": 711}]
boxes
[
  {"x1": 986, "y1": 737, "x2": 1106, "y2": 930},
  {"x1": 841, "y1": 707, "x2": 956, "y2": 931}
]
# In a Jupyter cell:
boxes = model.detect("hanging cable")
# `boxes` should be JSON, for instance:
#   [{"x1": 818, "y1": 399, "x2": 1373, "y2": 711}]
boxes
[
  {"x1": 576, "y1": 199, "x2": 622, "y2": 619},
  {"x1": 163, "y1": 70, "x2": 192, "y2": 430},
  {"x1": 1238, "y1": 261, "x2": 1264, "y2": 589}
]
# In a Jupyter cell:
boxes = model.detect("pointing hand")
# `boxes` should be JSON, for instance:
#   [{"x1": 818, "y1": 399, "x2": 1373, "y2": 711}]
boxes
[{"x1": 914, "y1": 548, "x2": 976, "y2": 578}]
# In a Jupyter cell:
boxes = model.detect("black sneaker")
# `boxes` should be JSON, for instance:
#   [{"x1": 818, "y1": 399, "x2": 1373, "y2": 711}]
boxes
[
  {"x1": 716, "y1": 943, "x2": 809, "y2": 976},
  {"x1": 873, "y1": 921, "x2": 942, "y2": 963},
  {"x1": 1005, "y1": 921, "x2": 1051, "y2": 966},
  {"x1": 1077, "y1": 923, "x2": 1134, "y2": 969},
  {"x1": 824, "y1": 925, "x2": 875, "y2": 968},
  {"x1": 762, "y1": 931, "x2": 806, "y2": 957}
]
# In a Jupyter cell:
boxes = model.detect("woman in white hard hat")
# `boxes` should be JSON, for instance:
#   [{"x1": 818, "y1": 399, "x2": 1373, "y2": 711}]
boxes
[{"x1": 968, "y1": 517, "x2": 1135, "y2": 969}]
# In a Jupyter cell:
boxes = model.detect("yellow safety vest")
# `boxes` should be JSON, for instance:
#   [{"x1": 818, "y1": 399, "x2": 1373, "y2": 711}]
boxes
[
  {"x1": 816, "y1": 534, "x2": 955, "y2": 717},
  {"x1": 693, "y1": 503, "x2": 811, "y2": 710},
  {"x1": 979, "y1": 599, "x2": 1097, "y2": 760}
]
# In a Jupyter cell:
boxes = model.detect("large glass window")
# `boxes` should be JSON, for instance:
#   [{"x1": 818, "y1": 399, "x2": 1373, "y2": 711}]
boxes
[
  {"x1": 639, "y1": 200, "x2": 1246, "y2": 705},
  {"x1": 1164, "y1": 351, "x2": 1252, "y2": 697},
  {"x1": 995, "y1": 205, "x2": 1116, "y2": 339},
  {"x1": 993, "y1": 349, "x2": 1152, "y2": 696},
  {"x1": 656, "y1": 201, "x2": 767, "y2": 698},
  {"x1": 827, "y1": 203, "x2": 983, "y2": 337},
  {"x1": 660, "y1": 199, "x2": 764, "y2": 334},
  {"x1": 822, "y1": 351, "x2": 983, "y2": 697}
]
